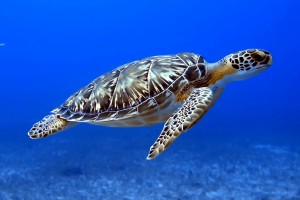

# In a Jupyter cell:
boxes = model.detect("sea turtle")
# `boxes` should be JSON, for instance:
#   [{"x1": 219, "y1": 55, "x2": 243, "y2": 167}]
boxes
[{"x1": 28, "y1": 49, "x2": 272, "y2": 159}]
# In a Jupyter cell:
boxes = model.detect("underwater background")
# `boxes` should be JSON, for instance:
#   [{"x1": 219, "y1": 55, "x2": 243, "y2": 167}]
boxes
[{"x1": 1, "y1": 0, "x2": 300, "y2": 199}]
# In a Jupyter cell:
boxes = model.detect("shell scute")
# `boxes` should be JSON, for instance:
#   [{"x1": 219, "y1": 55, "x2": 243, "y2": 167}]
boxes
[
  {"x1": 53, "y1": 53, "x2": 204, "y2": 122},
  {"x1": 137, "y1": 98, "x2": 158, "y2": 115},
  {"x1": 176, "y1": 53, "x2": 199, "y2": 66},
  {"x1": 109, "y1": 60, "x2": 150, "y2": 111}
]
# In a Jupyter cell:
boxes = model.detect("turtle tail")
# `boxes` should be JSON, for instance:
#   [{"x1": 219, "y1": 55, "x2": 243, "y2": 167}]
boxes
[{"x1": 28, "y1": 114, "x2": 77, "y2": 139}]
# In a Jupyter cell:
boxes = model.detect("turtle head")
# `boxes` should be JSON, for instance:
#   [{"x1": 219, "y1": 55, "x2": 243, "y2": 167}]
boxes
[{"x1": 224, "y1": 49, "x2": 272, "y2": 80}]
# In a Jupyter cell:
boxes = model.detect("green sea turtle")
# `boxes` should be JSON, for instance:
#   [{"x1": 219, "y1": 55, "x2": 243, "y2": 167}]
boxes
[{"x1": 28, "y1": 49, "x2": 272, "y2": 159}]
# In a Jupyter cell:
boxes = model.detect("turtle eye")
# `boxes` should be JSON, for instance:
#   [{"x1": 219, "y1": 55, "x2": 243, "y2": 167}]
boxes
[{"x1": 251, "y1": 52, "x2": 265, "y2": 62}]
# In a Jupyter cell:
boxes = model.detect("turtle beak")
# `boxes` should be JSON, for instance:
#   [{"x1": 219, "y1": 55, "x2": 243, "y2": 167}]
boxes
[
  {"x1": 264, "y1": 51, "x2": 272, "y2": 66},
  {"x1": 253, "y1": 50, "x2": 272, "y2": 70},
  {"x1": 260, "y1": 50, "x2": 272, "y2": 67}
]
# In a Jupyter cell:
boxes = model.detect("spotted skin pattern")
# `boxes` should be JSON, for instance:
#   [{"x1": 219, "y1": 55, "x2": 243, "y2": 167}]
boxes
[
  {"x1": 28, "y1": 115, "x2": 69, "y2": 138},
  {"x1": 147, "y1": 87, "x2": 213, "y2": 159},
  {"x1": 52, "y1": 53, "x2": 206, "y2": 126},
  {"x1": 229, "y1": 49, "x2": 271, "y2": 71},
  {"x1": 28, "y1": 49, "x2": 272, "y2": 159}
]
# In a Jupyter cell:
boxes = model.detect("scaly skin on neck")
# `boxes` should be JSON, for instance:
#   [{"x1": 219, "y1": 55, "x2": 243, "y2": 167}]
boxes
[
  {"x1": 176, "y1": 59, "x2": 237, "y2": 103},
  {"x1": 205, "y1": 60, "x2": 237, "y2": 86}
]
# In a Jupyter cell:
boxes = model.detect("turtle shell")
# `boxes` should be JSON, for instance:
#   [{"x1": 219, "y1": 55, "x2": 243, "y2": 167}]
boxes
[{"x1": 53, "y1": 53, "x2": 205, "y2": 123}]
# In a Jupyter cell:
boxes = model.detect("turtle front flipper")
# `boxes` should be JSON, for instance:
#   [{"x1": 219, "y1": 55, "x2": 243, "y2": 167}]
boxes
[
  {"x1": 28, "y1": 114, "x2": 77, "y2": 139},
  {"x1": 147, "y1": 87, "x2": 222, "y2": 160}
]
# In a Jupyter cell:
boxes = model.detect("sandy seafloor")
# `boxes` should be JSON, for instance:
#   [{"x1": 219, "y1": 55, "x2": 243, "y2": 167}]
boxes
[
  {"x1": 1, "y1": 0, "x2": 300, "y2": 199},
  {"x1": 0, "y1": 123, "x2": 299, "y2": 200}
]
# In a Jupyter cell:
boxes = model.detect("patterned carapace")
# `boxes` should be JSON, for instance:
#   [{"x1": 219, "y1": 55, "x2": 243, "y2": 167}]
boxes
[
  {"x1": 28, "y1": 49, "x2": 272, "y2": 160},
  {"x1": 53, "y1": 53, "x2": 207, "y2": 126}
]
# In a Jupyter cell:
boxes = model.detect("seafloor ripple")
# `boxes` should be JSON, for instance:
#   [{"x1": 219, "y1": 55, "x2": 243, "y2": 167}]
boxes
[{"x1": 0, "y1": 130, "x2": 299, "y2": 200}]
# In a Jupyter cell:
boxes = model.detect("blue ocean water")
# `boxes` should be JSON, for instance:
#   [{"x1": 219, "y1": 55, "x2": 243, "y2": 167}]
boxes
[{"x1": 1, "y1": 0, "x2": 300, "y2": 199}]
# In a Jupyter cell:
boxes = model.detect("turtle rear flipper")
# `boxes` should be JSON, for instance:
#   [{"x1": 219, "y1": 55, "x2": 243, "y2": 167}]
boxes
[{"x1": 28, "y1": 114, "x2": 77, "y2": 139}]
